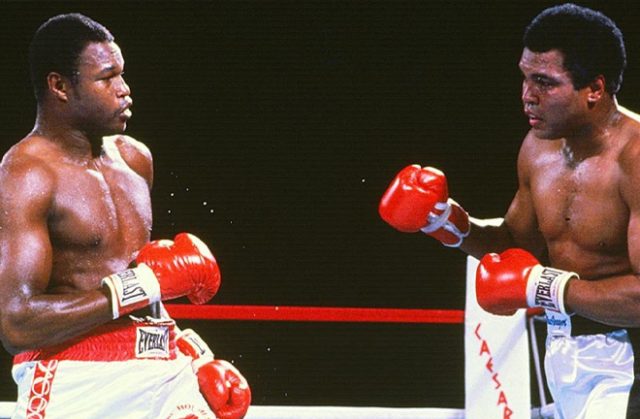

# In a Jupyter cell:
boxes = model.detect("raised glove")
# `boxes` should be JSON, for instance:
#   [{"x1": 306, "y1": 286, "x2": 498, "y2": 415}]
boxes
[{"x1": 379, "y1": 165, "x2": 469, "y2": 247}]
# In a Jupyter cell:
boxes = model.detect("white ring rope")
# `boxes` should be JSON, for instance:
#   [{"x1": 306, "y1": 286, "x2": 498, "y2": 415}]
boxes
[{"x1": 0, "y1": 403, "x2": 560, "y2": 419}]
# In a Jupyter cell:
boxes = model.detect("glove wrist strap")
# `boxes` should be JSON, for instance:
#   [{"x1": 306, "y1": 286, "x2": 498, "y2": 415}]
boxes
[
  {"x1": 101, "y1": 264, "x2": 161, "y2": 319},
  {"x1": 421, "y1": 201, "x2": 451, "y2": 233},
  {"x1": 176, "y1": 328, "x2": 215, "y2": 359},
  {"x1": 176, "y1": 328, "x2": 216, "y2": 373},
  {"x1": 420, "y1": 199, "x2": 469, "y2": 248},
  {"x1": 525, "y1": 265, "x2": 577, "y2": 314}
]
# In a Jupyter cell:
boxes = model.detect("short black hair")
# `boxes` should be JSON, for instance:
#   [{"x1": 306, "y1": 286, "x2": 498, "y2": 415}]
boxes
[
  {"x1": 523, "y1": 3, "x2": 626, "y2": 94},
  {"x1": 29, "y1": 13, "x2": 114, "y2": 101}
]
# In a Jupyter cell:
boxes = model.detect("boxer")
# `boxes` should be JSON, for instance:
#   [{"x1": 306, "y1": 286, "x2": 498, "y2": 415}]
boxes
[
  {"x1": 380, "y1": 4, "x2": 640, "y2": 418},
  {"x1": 0, "y1": 14, "x2": 249, "y2": 418}
]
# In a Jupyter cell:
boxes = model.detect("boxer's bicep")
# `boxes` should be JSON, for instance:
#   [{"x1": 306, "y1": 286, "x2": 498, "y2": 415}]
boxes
[
  {"x1": 503, "y1": 187, "x2": 545, "y2": 255},
  {"x1": 462, "y1": 189, "x2": 543, "y2": 259},
  {"x1": 0, "y1": 162, "x2": 54, "y2": 345},
  {"x1": 2, "y1": 208, "x2": 53, "y2": 294},
  {"x1": 503, "y1": 134, "x2": 546, "y2": 257},
  {"x1": 504, "y1": 189, "x2": 544, "y2": 248}
]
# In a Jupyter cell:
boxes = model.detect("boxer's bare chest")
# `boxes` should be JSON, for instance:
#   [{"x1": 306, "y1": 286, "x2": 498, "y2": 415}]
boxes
[
  {"x1": 530, "y1": 148, "x2": 629, "y2": 274},
  {"x1": 48, "y1": 154, "x2": 151, "y2": 288}
]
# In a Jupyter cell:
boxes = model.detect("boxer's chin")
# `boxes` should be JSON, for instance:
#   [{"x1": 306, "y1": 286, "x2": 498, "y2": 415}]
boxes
[
  {"x1": 103, "y1": 123, "x2": 127, "y2": 137},
  {"x1": 532, "y1": 126, "x2": 563, "y2": 140}
]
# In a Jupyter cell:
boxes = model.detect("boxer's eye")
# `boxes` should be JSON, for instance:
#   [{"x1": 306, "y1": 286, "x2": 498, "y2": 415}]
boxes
[{"x1": 534, "y1": 76, "x2": 557, "y2": 88}]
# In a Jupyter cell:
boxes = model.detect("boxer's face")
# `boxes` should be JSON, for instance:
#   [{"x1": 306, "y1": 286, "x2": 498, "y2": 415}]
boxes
[
  {"x1": 519, "y1": 48, "x2": 592, "y2": 140},
  {"x1": 67, "y1": 41, "x2": 132, "y2": 136}
]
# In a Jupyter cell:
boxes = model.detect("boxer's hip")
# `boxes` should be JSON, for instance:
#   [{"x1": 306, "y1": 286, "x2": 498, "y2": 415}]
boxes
[
  {"x1": 11, "y1": 317, "x2": 214, "y2": 419},
  {"x1": 543, "y1": 312, "x2": 638, "y2": 418}
]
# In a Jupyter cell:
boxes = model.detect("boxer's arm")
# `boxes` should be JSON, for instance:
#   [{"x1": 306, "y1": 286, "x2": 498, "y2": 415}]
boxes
[
  {"x1": 561, "y1": 241, "x2": 640, "y2": 327},
  {"x1": 461, "y1": 191, "x2": 545, "y2": 259},
  {"x1": 460, "y1": 134, "x2": 546, "y2": 260},
  {"x1": 0, "y1": 159, "x2": 112, "y2": 354}
]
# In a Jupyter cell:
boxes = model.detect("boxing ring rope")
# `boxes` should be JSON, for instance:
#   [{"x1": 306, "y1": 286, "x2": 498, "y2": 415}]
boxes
[
  {"x1": 0, "y1": 303, "x2": 554, "y2": 419},
  {"x1": 165, "y1": 304, "x2": 465, "y2": 324}
]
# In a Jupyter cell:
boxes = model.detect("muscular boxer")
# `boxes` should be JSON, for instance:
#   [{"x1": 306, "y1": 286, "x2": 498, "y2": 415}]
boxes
[
  {"x1": 0, "y1": 14, "x2": 249, "y2": 418},
  {"x1": 380, "y1": 4, "x2": 640, "y2": 418}
]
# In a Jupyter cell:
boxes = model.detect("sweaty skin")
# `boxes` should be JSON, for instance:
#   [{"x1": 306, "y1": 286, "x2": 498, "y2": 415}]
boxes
[
  {"x1": 0, "y1": 41, "x2": 150, "y2": 354},
  {"x1": 460, "y1": 48, "x2": 640, "y2": 327}
]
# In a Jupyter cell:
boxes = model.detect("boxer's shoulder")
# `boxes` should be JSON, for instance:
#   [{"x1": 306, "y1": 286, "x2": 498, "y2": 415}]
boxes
[
  {"x1": 103, "y1": 134, "x2": 153, "y2": 186},
  {"x1": 103, "y1": 134, "x2": 151, "y2": 163},
  {"x1": 0, "y1": 136, "x2": 57, "y2": 182},
  {"x1": 0, "y1": 138, "x2": 56, "y2": 210},
  {"x1": 607, "y1": 109, "x2": 640, "y2": 180},
  {"x1": 618, "y1": 105, "x2": 640, "y2": 128}
]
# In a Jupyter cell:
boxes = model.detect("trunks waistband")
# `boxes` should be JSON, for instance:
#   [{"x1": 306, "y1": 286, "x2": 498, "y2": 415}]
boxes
[
  {"x1": 570, "y1": 315, "x2": 630, "y2": 336},
  {"x1": 13, "y1": 317, "x2": 177, "y2": 364}
]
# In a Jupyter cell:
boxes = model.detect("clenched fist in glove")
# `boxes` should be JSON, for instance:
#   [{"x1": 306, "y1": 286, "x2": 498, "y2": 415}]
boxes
[
  {"x1": 102, "y1": 233, "x2": 221, "y2": 319},
  {"x1": 476, "y1": 248, "x2": 578, "y2": 316},
  {"x1": 379, "y1": 164, "x2": 470, "y2": 247},
  {"x1": 177, "y1": 329, "x2": 251, "y2": 419}
]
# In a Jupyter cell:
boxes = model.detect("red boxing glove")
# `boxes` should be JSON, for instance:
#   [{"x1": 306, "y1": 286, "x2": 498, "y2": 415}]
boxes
[
  {"x1": 379, "y1": 165, "x2": 469, "y2": 247},
  {"x1": 102, "y1": 233, "x2": 221, "y2": 319},
  {"x1": 177, "y1": 329, "x2": 251, "y2": 419},
  {"x1": 136, "y1": 233, "x2": 221, "y2": 305},
  {"x1": 476, "y1": 248, "x2": 578, "y2": 316},
  {"x1": 198, "y1": 360, "x2": 251, "y2": 419}
]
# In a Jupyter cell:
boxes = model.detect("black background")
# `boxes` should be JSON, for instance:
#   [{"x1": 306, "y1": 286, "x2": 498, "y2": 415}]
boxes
[{"x1": 1, "y1": 0, "x2": 639, "y2": 410}]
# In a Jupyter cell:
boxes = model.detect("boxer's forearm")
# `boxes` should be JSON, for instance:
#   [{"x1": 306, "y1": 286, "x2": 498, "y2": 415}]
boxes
[
  {"x1": 459, "y1": 217, "x2": 518, "y2": 260},
  {"x1": 565, "y1": 274, "x2": 640, "y2": 328},
  {"x1": 0, "y1": 289, "x2": 112, "y2": 354}
]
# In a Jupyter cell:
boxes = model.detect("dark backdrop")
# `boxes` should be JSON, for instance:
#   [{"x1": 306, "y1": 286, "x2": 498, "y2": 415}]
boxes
[{"x1": 1, "y1": 0, "x2": 639, "y2": 409}]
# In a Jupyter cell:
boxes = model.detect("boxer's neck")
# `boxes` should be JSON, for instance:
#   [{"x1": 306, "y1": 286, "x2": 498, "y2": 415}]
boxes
[
  {"x1": 32, "y1": 116, "x2": 103, "y2": 162},
  {"x1": 562, "y1": 96, "x2": 620, "y2": 166}
]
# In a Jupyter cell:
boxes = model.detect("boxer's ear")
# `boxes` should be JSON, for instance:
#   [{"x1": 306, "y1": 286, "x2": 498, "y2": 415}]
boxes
[
  {"x1": 586, "y1": 75, "x2": 605, "y2": 108},
  {"x1": 46, "y1": 72, "x2": 70, "y2": 102}
]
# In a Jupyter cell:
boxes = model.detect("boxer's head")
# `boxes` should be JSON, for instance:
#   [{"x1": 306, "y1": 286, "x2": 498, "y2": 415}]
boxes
[
  {"x1": 29, "y1": 13, "x2": 114, "y2": 102},
  {"x1": 30, "y1": 14, "x2": 133, "y2": 137},
  {"x1": 523, "y1": 3, "x2": 626, "y2": 95}
]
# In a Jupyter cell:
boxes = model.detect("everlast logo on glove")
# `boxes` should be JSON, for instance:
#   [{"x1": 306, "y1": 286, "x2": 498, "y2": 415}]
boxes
[
  {"x1": 102, "y1": 264, "x2": 161, "y2": 319},
  {"x1": 534, "y1": 268, "x2": 562, "y2": 311},
  {"x1": 118, "y1": 269, "x2": 148, "y2": 303},
  {"x1": 136, "y1": 326, "x2": 170, "y2": 358},
  {"x1": 529, "y1": 264, "x2": 577, "y2": 315}
]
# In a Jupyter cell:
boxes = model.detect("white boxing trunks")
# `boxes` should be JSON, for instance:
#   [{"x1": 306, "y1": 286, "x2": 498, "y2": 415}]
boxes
[
  {"x1": 11, "y1": 317, "x2": 216, "y2": 419},
  {"x1": 544, "y1": 311, "x2": 636, "y2": 419}
]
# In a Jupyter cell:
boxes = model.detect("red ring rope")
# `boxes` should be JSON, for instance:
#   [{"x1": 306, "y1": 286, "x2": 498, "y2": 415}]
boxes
[{"x1": 165, "y1": 304, "x2": 464, "y2": 324}]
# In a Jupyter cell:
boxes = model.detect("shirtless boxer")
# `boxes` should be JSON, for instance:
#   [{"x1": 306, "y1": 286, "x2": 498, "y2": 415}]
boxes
[
  {"x1": 0, "y1": 14, "x2": 249, "y2": 418},
  {"x1": 380, "y1": 4, "x2": 640, "y2": 418}
]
